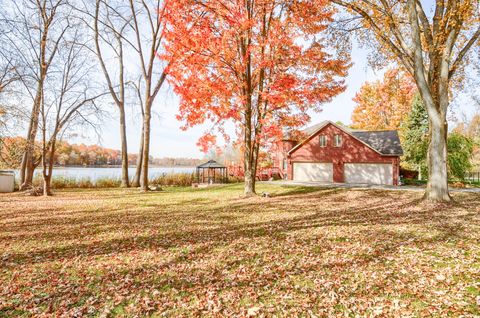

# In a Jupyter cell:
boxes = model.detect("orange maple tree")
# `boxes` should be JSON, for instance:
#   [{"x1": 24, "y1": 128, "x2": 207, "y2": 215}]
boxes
[
  {"x1": 351, "y1": 69, "x2": 417, "y2": 131},
  {"x1": 163, "y1": 0, "x2": 349, "y2": 195}
]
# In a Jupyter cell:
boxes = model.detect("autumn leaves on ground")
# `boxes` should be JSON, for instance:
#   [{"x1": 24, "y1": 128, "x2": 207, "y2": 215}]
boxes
[{"x1": 1, "y1": 185, "x2": 479, "y2": 317}]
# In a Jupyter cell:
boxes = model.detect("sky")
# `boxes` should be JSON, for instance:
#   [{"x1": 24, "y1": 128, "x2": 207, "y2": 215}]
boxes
[
  {"x1": 70, "y1": 44, "x2": 388, "y2": 159},
  {"x1": 71, "y1": 41, "x2": 479, "y2": 160}
]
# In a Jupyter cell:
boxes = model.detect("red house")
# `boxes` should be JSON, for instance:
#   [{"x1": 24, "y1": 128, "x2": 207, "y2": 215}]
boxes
[{"x1": 276, "y1": 121, "x2": 403, "y2": 185}]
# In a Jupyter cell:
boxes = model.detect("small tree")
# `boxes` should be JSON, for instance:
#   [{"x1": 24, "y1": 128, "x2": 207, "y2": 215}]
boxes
[
  {"x1": 402, "y1": 95, "x2": 429, "y2": 179},
  {"x1": 39, "y1": 28, "x2": 104, "y2": 196},
  {"x1": 447, "y1": 132, "x2": 474, "y2": 180}
]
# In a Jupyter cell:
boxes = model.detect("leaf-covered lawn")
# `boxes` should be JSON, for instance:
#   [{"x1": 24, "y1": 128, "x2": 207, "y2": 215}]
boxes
[{"x1": 1, "y1": 184, "x2": 479, "y2": 317}]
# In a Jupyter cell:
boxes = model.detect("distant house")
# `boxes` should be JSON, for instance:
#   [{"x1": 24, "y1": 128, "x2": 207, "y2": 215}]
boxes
[{"x1": 276, "y1": 121, "x2": 403, "y2": 185}]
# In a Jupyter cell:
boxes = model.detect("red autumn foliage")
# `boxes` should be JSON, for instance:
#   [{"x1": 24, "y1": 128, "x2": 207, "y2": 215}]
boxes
[{"x1": 163, "y1": 0, "x2": 350, "y2": 194}]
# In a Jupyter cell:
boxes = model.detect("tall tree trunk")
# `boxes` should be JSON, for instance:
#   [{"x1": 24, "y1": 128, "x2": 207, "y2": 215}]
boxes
[
  {"x1": 140, "y1": 102, "x2": 151, "y2": 192},
  {"x1": 425, "y1": 109, "x2": 450, "y2": 201},
  {"x1": 132, "y1": 121, "x2": 144, "y2": 187},
  {"x1": 243, "y1": 113, "x2": 256, "y2": 196},
  {"x1": 43, "y1": 162, "x2": 53, "y2": 197},
  {"x1": 244, "y1": 158, "x2": 255, "y2": 196},
  {"x1": 42, "y1": 139, "x2": 55, "y2": 197},
  {"x1": 118, "y1": 106, "x2": 129, "y2": 187},
  {"x1": 20, "y1": 85, "x2": 43, "y2": 190}
]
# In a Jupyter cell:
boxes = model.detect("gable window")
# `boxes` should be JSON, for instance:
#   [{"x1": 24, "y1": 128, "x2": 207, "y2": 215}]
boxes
[
  {"x1": 334, "y1": 134, "x2": 342, "y2": 147},
  {"x1": 319, "y1": 135, "x2": 327, "y2": 147}
]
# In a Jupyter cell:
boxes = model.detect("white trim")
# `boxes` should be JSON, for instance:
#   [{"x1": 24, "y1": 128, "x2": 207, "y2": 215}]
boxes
[{"x1": 319, "y1": 135, "x2": 327, "y2": 147}]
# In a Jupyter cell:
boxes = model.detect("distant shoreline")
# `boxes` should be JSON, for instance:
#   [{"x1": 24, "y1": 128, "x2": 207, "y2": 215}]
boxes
[{"x1": 53, "y1": 165, "x2": 197, "y2": 169}]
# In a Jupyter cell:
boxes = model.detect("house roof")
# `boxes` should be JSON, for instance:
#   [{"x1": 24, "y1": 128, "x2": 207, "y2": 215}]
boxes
[
  {"x1": 287, "y1": 121, "x2": 403, "y2": 156},
  {"x1": 197, "y1": 160, "x2": 226, "y2": 169},
  {"x1": 351, "y1": 130, "x2": 403, "y2": 156}
]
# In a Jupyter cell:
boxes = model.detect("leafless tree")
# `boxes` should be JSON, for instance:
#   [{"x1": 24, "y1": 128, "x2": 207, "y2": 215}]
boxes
[
  {"x1": 0, "y1": 57, "x2": 21, "y2": 130},
  {"x1": 1, "y1": 0, "x2": 71, "y2": 190},
  {"x1": 127, "y1": 0, "x2": 169, "y2": 191},
  {"x1": 39, "y1": 27, "x2": 105, "y2": 196},
  {"x1": 128, "y1": 77, "x2": 145, "y2": 187},
  {"x1": 90, "y1": 0, "x2": 133, "y2": 188}
]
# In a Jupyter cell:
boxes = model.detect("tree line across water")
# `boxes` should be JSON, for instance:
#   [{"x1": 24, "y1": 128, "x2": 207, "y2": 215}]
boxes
[
  {"x1": 0, "y1": 0, "x2": 478, "y2": 201},
  {"x1": 0, "y1": 137, "x2": 201, "y2": 169}
]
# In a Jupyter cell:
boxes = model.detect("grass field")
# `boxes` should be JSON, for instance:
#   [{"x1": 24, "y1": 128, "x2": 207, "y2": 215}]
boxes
[{"x1": 1, "y1": 184, "x2": 479, "y2": 317}]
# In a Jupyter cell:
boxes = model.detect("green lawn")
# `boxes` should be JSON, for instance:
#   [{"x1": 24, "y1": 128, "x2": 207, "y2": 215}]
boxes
[{"x1": 1, "y1": 184, "x2": 479, "y2": 317}]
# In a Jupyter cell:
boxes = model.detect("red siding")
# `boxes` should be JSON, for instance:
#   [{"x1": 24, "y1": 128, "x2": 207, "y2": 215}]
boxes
[{"x1": 280, "y1": 123, "x2": 400, "y2": 185}]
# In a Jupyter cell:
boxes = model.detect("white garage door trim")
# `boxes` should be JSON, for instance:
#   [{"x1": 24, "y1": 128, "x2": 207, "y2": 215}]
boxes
[
  {"x1": 344, "y1": 163, "x2": 393, "y2": 185},
  {"x1": 293, "y1": 162, "x2": 333, "y2": 182}
]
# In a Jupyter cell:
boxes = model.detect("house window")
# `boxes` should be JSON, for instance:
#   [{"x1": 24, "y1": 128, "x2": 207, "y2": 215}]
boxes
[
  {"x1": 319, "y1": 135, "x2": 327, "y2": 147},
  {"x1": 334, "y1": 134, "x2": 342, "y2": 147},
  {"x1": 283, "y1": 159, "x2": 287, "y2": 170}
]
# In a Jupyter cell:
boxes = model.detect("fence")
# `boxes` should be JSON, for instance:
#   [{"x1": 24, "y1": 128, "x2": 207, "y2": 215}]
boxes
[{"x1": 466, "y1": 171, "x2": 480, "y2": 183}]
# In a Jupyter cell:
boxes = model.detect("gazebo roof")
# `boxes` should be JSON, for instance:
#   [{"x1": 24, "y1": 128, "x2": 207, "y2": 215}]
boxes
[{"x1": 197, "y1": 160, "x2": 226, "y2": 169}]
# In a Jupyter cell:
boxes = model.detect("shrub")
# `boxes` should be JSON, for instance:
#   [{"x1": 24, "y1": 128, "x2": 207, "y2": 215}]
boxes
[
  {"x1": 95, "y1": 177, "x2": 122, "y2": 188},
  {"x1": 51, "y1": 176, "x2": 90, "y2": 189},
  {"x1": 227, "y1": 175, "x2": 243, "y2": 183},
  {"x1": 150, "y1": 173, "x2": 194, "y2": 187},
  {"x1": 23, "y1": 173, "x2": 202, "y2": 189}
]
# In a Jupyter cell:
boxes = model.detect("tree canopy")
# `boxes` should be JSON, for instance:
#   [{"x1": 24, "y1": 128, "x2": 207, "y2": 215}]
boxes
[
  {"x1": 351, "y1": 69, "x2": 416, "y2": 131},
  {"x1": 163, "y1": 0, "x2": 350, "y2": 195}
]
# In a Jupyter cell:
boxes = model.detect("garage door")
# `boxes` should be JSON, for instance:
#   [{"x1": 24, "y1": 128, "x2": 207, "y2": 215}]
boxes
[
  {"x1": 344, "y1": 163, "x2": 393, "y2": 185},
  {"x1": 293, "y1": 163, "x2": 333, "y2": 182}
]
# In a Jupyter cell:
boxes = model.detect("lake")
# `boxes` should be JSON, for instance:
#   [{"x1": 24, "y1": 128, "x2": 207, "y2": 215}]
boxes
[{"x1": 20, "y1": 166, "x2": 195, "y2": 181}]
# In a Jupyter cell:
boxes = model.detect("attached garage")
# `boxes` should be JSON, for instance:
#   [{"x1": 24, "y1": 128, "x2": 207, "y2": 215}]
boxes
[
  {"x1": 344, "y1": 163, "x2": 393, "y2": 185},
  {"x1": 293, "y1": 162, "x2": 333, "y2": 182}
]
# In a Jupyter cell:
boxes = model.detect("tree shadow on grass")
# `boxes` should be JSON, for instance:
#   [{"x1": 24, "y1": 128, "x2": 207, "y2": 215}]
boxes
[
  {"x1": 2, "y1": 189, "x2": 479, "y2": 270},
  {"x1": 271, "y1": 186, "x2": 338, "y2": 197},
  {"x1": 1, "y1": 189, "x2": 480, "y2": 316}
]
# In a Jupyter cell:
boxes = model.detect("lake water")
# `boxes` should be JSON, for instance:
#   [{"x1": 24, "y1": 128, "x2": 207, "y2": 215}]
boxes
[{"x1": 21, "y1": 166, "x2": 195, "y2": 181}]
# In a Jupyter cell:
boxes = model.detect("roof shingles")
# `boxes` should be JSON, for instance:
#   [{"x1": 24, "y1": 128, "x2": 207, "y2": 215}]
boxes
[{"x1": 351, "y1": 130, "x2": 403, "y2": 156}]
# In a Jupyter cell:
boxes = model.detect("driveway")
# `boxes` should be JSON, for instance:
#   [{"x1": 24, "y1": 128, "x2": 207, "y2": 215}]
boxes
[{"x1": 265, "y1": 180, "x2": 480, "y2": 193}]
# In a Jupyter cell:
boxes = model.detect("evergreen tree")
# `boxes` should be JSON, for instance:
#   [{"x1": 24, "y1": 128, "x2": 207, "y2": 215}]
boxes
[
  {"x1": 402, "y1": 95, "x2": 429, "y2": 179},
  {"x1": 403, "y1": 95, "x2": 474, "y2": 181},
  {"x1": 447, "y1": 132, "x2": 474, "y2": 180}
]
